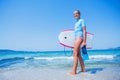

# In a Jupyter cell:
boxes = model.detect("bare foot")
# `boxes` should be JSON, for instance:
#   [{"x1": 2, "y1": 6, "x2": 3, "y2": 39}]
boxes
[
  {"x1": 81, "y1": 70, "x2": 86, "y2": 72},
  {"x1": 67, "y1": 71, "x2": 76, "y2": 76},
  {"x1": 78, "y1": 70, "x2": 86, "y2": 74}
]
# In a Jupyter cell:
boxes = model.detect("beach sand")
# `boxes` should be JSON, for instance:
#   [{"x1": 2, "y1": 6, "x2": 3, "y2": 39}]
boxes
[{"x1": 0, "y1": 67, "x2": 120, "y2": 80}]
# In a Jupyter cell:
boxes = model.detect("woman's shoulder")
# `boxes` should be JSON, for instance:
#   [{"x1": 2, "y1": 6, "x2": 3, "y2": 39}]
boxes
[
  {"x1": 78, "y1": 18, "x2": 85, "y2": 22},
  {"x1": 79, "y1": 18, "x2": 85, "y2": 21}
]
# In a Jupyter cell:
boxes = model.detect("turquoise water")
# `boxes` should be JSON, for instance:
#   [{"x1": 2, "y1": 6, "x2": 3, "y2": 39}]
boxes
[{"x1": 0, "y1": 49, "x2": 120, "y2": 69}]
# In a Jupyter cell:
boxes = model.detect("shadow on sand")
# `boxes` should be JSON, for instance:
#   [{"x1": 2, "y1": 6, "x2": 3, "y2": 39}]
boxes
[
  {"x1": 77, "y1": 68, "x2": 103, "y2": 74},
  {"x1": 86, "y1": 68, "x2": 103, "y2": 74}
]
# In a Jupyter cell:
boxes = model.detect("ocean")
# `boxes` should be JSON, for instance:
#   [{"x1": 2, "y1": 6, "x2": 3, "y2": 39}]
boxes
[{"x1": 0, "y1": 49, "x2": 120, "y2": 80}]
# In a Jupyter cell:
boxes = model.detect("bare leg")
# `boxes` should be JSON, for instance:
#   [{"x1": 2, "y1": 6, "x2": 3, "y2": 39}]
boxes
[
  {"x1": 69, "y1": 37, "x2": 83, "y2": 75},
  {"x1": 78, "y1": 51, "x2": 86, "y2": 72}
]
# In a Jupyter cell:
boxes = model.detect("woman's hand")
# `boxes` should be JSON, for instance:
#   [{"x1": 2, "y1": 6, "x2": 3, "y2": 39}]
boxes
[{"x1": 82, "y1": 42, "x2": 86, "y2": 47}]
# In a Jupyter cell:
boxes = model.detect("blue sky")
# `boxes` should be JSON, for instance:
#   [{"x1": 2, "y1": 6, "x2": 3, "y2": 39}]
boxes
[{"x1": 0, "y1": 0, "x2": 120, "y2": 51}]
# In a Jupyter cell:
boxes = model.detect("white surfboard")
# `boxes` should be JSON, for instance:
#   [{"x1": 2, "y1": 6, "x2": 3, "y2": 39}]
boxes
[{"x1": 58, "y1": 29, "x2": 93, "y2": 49}]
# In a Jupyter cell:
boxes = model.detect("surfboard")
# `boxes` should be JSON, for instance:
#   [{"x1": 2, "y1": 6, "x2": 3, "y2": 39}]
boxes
[
  {"x1": 58, "y1": 29, "x2": 94, "y2": 49},
  {"x1": 58, "y1": 29, "x2": 93, "y2": 60}
]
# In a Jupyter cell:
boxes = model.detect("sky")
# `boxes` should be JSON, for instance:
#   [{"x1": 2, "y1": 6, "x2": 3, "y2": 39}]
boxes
[{"x1": 0, "y1": 0, "x2": 120, "y2": 51}]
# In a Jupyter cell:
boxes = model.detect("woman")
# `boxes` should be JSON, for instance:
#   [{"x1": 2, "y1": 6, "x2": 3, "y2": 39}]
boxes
[{"x1": 69, "y1": 10, "x2": 86, "y2": 75}]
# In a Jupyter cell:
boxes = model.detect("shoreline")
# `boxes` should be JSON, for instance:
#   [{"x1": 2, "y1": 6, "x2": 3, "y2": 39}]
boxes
[{"x1": 0, "y1": 49, "x2": 120, "y2": 80}]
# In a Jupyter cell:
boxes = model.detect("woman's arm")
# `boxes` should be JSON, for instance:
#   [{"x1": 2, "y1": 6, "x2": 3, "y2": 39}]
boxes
[{"x1": 82, "y1": 26, "x2": 87, "y2": 46}]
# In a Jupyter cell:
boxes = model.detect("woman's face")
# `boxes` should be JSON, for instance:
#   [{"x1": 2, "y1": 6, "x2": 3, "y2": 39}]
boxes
[{"x1": 73, "y1": 11, "x2": 80, "y2": 19}]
